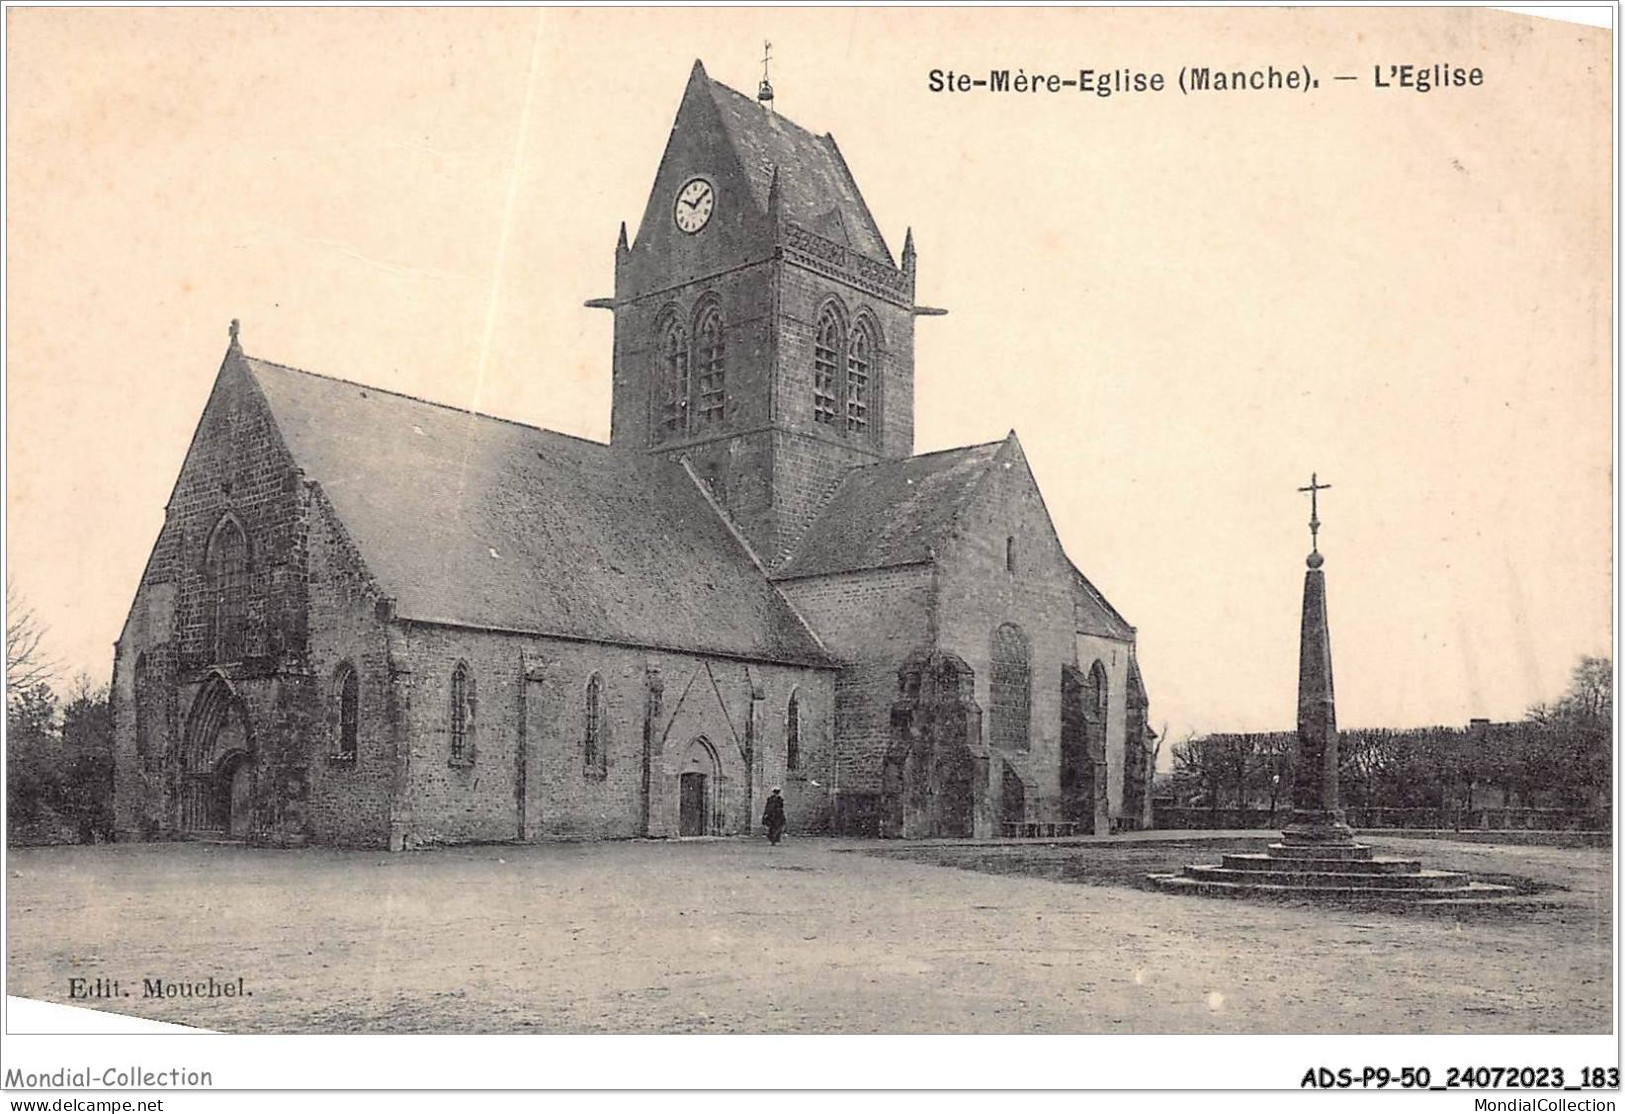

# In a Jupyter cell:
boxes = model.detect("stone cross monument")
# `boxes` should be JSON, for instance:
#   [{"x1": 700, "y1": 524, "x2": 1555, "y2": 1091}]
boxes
[
  {"x1": 1282, "y1": 473, "x2": 1355, "y2": 846},
  {"x1": 1148, "y1": 474, "x2": 1518, "y2": 903}
]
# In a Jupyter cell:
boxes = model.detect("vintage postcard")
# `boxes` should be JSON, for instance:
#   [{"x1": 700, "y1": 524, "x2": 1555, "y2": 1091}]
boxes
[{"x1": 1, "y1": 4, "x2": 1614, "y2": 1099}]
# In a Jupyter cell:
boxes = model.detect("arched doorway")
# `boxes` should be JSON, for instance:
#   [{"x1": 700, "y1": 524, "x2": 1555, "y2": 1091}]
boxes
[
  {"x1": 181, "y1": 675, "x2": 255, "y2": 837},
  {"x1": 677, "y1": 736, "x2": 720, "y2": 837}
]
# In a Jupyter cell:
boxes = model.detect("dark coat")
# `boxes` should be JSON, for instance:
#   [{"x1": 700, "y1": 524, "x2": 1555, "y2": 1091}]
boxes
[{"x1": 762, "y1": 794, "x2": 786, "y2": 829}]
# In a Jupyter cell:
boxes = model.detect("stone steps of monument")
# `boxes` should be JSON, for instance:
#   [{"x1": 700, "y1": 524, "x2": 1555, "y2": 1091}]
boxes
[
  {"x1": 1148, "y1": 873, "x2": 1523, "y2": 905},
  {"x1": 1220, "y1": 852, "x2": 1421, "y2": 874},
  {"x1": 1181, "y1": 865, "x2": 1470, "y2": 890},
  {"x1": 1266, "y1": 842, "x2": 1375, "y2": 861}
]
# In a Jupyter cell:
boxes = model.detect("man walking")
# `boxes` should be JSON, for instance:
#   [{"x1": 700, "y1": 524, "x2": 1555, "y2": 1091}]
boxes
[{"x1": 762, "y1": 786, "x2": 786, "y2": 845}]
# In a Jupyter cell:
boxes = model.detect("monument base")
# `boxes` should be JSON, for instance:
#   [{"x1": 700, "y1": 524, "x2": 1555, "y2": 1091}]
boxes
[
  {"x1": 1148, "y1": 837, "x2": 1527, "y2": 907},
  {"x1": 1281, "y1": 809, "x2": 1356, "y2": 846}
]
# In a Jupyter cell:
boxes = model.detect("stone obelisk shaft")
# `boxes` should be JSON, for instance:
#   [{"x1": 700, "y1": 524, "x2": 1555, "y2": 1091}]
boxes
[{"x1": 1284, "y1": 554, "x2": 1353, "y2": 844}]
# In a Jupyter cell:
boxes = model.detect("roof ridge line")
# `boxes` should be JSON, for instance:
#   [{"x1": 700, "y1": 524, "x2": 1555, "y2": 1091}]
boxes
[
  {"x1": 242, "y1": 353, "x2": 612, "y2": 449},
  {"x1": 842, "y1": 439, "x2": 1006, "y2": 473},
  {"x1": 703, "y1": 73, "x2": 826, "y2": 145},
  {"x1": 676, "y1": 456, "x2": 833, "y2": 660}
]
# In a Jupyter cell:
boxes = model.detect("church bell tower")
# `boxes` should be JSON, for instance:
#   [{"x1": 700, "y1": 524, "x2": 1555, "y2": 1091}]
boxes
[{"x1": 603, "y1": 60, "x2": 919, "y2": 566}]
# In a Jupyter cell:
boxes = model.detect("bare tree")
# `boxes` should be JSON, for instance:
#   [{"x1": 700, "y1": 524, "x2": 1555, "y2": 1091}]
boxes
[{"x1": 7, "y1": 578, "x2": 55, "y2": 695}]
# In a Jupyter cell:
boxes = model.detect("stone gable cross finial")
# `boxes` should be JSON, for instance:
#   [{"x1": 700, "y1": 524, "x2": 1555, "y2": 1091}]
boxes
[
  {"x1": 228, "y1": 318, "x2": 241, "y2": 350},
  {"x1": 1298, "y1": 471, "x2": 1331, "y2": 559}
]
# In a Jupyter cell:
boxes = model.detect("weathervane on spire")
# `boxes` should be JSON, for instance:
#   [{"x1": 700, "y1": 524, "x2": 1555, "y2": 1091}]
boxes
[
  {"x1": 757, "y1": 40, "x2": 775, "y2": 111},
  {"x1": 1298, "y1": 472, "x2": 1331, "y2": 565}
]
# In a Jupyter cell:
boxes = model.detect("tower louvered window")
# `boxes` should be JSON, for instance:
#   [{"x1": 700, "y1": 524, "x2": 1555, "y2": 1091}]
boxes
[
  {"x1": 695, "y1": 307, "x2": 726, "y2": 424},
  {"x1": 847, "y1": 322, "x2": 873, "y2": 436},
  {"x1": 659, "y1": 318, "x2": 689, "y2": 437},
  {"x1": 813, "y1": 306, "x2": 842, "y2": 425}
]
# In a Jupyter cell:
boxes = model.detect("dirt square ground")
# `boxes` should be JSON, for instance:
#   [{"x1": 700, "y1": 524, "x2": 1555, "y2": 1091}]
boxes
[{"x1": 4, "y1": 834, "x2": 1612, "y2": 1033}]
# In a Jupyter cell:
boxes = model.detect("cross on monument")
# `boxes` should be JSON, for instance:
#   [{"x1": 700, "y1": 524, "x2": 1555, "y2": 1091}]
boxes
[{"x1": 1298, "y1": 472, "x2": 1331, "y2": 552}]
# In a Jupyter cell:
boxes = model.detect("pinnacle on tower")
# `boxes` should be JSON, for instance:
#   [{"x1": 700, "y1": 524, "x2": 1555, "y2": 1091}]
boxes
[{"x1": 766, "y1": 164, "x2": 782, "y2": 226}]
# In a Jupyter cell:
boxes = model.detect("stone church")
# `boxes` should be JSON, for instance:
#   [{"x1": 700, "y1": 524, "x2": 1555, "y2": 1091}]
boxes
[{"x1": 110, "y1": 61, "x2": 1153, "y2": 849}]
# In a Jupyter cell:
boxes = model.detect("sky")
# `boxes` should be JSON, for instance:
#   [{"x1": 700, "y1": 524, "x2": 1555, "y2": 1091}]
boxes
[{"x1": 5, "y1": 7, "x2": 1612, "y2": 748}]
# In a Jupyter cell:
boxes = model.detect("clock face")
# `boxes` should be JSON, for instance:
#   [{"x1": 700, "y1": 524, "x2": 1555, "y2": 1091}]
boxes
[{"x1": 674, "y1": 177, "x2": 715, "y2": 234}]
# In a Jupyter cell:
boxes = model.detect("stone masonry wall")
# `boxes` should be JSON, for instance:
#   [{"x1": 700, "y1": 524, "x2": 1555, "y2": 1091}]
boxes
[
  {"x1": 775, "y1": 565, "x2": 934, "y2": 802},
  {"x1": 300, "y1": 489, "x2": 395, "y2": 847},
  {"x1": 112, "y1": 356, "x2": 321, "y2": 844},
  {"x1": 933, "y1": 442, "x2": 1133, "y2": 823},
  {"x1": 388, "y1": 621, "x2": 834, "y2": 845}
]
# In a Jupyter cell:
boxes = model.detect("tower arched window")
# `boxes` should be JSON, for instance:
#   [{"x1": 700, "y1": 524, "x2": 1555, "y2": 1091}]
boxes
[
  {"x1": 206, "y1": 517, "x2": 249, "y2": 663},
  {"x1": 813, "y1": 304, "x2": 843, "y2": 425},
  {"x1": 786, "y1": 690, "x2": 802, "y2": 771},
  {"x1": 657, "y1": 316, "x2": 689, "y2": 438},
  {"x1": 333, "y1": 662, "x2": 359, "y2": 761},
  {"x1": 694, "y1": 306, "x2": 726, "y2": 425},
  {"x1": 449, "y1": 661, "x2": 474, "y2": 765},
  {"x1": 846, "y1": 320, "x2": 874, "y2": 436},
  {"x1": 989, "y1": 623, "x2": 1031, "y2": 751},
  {"x1": 584, "y1": 672, "x2": 607, "y2": 777}
]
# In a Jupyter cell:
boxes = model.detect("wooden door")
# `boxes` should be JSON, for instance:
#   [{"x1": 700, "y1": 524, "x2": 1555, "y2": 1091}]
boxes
[{"x1": 679, "y1": 772, "x2": 707, "y2": 836}]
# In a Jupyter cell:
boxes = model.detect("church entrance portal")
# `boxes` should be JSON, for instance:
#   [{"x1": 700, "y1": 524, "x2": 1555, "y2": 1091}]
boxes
[
  {"x1": 679, "y1": 773, "x2": 707, "y2": 836},
  {"x1": 181, "y1": 675, "x2": 255, "y2": 839},
  {"x1": 675, "y1": 736, "x2": 721, "y2": 836}
]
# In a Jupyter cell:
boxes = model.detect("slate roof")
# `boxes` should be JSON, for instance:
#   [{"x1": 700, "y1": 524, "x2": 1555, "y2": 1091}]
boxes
[
  {"x1": 700, "y1": 66, "x2": 892, "y2": 264},
  {"x1": 241, "y1": 355, "x2": 832, "y2": 668},
  {"x1": 773, "y1": 442, "x2": 1005, "y2": 580},
  {"x1": 1071, "y1": 562, "x2": 1136, "y2": 641},
  {"x1": 772, "y1": 432, "x2": 1136, "y2": 644}
]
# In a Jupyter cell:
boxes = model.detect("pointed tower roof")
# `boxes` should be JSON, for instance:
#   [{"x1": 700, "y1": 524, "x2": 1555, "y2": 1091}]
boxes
[{"x1": 692, "y1": 62, "x2": 892, "y2": 263}]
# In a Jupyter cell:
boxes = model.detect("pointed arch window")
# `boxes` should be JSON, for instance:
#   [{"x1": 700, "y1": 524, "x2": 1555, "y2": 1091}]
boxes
[
  {"x1": 657, "y1": 316, "x2": 689, "y2": 438},
  {"x1": 449, "y1": 662, "x2": 475, "y2": 766},
  {"x1": 989, "y1": 623, "x2": 1031, "y2": 751},
  {"x1": 813, "y1": 305, "x2": 843, "y2": 425},
  {"x1": 584, "y1": 672, "x2": 607, "y2": 778},
  {"x1": 206, "y1": 517, "x2": 249, "y2": 663},
  {"x1": 846, "y1": 320, "x2": 874, "y2": 436},
  {"x1": 1087, "y1": 660, "x2": 1109, "y2": 725},
  {"x1": 694, "y1": 306, "x2": 726, "y2": 424},
  {"x1": 786, "y1": 690, "x2": 802, "y2": 772},
  {"x1": 332, "y1": 662, "x2": 359, "y2": 762}
]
